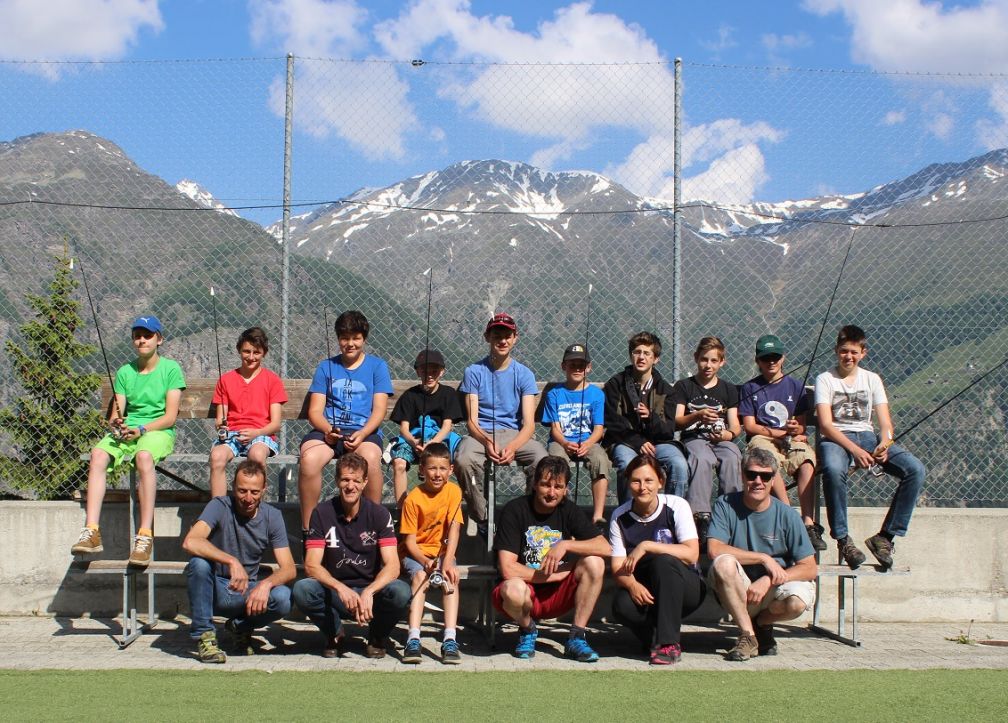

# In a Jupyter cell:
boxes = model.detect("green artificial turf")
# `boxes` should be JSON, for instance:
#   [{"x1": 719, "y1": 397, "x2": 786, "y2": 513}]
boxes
[{"x1": 2, "y1": 669, "x2": 1006, "y2": 721}]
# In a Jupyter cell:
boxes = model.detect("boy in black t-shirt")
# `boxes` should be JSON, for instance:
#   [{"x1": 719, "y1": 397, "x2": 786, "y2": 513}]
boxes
[
  {"x1": 671, "y1": 336, "x2": 742, "y2": 540},
  {"x1": 387, "y1": 349, "x2": 464, "y2": 507}
]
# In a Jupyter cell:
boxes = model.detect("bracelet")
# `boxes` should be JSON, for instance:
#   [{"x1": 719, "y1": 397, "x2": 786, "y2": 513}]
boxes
[{"x1": 138, "y1": 425, "x2": 147, "y2": 436}]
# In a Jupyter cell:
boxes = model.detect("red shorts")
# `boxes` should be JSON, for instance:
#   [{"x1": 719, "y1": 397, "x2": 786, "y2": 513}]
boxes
[{"x1": 492, "y1": 572, "x2": 579, "y2": 621}]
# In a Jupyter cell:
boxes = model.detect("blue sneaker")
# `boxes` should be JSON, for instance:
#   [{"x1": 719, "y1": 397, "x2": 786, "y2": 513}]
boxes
[
  {"x1": 514, "y1": 629, "x2": 537, "y2": 659},
  {"x1": 402, "y1": 638, "x2": 422, "y2": 664},
  {"x1": 564, "y1": 636, "x2": 599, "y2": 663},
  {"x1": 441, "y1": 639, "x2": 461, "y2": 665}
]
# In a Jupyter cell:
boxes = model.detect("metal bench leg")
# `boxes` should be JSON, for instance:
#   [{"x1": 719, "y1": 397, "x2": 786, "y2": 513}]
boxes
[
  {"x1": 118, "y1": 568, "x2": 141, "y2": 649},
  {"x1": 837, "y1": 576, "x2": 846, "y2": 639}
]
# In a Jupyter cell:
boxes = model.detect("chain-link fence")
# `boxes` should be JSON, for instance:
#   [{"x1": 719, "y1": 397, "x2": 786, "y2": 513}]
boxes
[{"x1": 1, "y1": 57, "x2": 1006, "y2": 507}]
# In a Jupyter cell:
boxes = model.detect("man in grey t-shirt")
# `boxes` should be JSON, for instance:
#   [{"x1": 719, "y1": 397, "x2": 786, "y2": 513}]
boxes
[
  {"x1": 706, "y1": 447, "x2": 817, "y2": 662},
  {"x1": 183, "y1": 460, "x2": 296, "y2": 663}
]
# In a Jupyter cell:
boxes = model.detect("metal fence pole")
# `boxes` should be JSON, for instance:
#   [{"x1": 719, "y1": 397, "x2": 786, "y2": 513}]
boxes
[
  {"x1": 672, "y1": 56, "x2": 683, "y2": 380},
  {"x1": 280, "y1": 53, "x2": 294, "y2": 455}
]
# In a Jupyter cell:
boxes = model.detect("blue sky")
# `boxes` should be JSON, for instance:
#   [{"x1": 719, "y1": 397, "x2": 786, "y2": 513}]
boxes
[{"x1": 3, "y1": 1, "x2": 1008, "y2": 224}]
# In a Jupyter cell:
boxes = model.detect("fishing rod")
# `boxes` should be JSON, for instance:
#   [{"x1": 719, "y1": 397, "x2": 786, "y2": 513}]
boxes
[
  {"x1": 210, "y1": 286, "x2": 228, "y2": 441},
  {"x1": 323, "y1": 306, "x2": 338, "y2": 438},
  {"x1": 408, "y1": 493, "x2": 464, "y2": 603},
  {"x1": 573, "y1": 283, "x2": 594, "y2": 500},
  {"x1": 76, "y1": 256, "x2": 125, "y2": 439},
  {"x1": 418, "y1": 267, "x2": 434, "y2": 447}
]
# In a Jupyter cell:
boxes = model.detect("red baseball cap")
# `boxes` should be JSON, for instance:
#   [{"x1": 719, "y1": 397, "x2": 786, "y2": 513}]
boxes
[{"x1": 485, "y1": 312, "x2": 517, "y2": 334}]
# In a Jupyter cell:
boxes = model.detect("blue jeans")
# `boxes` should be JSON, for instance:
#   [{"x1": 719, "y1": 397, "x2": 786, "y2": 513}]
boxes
[
  {"x1": 185, "y1": 557, "x2": 292, "y2": 639},
  {"x1": 292, "y1": 577, "x2": 410, "y2": 641},
  {"x1": 612, "y1": 442, "x2": 689, "y2": 502},
  {"x1": 818, "y1": 431, "x2": 926, "y2": 541}
]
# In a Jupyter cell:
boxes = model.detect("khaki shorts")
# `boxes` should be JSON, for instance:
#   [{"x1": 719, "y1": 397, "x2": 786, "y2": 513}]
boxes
[
  {"x1": 747, "y1": 435, "x2": 816, "y2": 477},
  {"x1": 708, "y1": 553, "x2": 816, "y2": 616}
]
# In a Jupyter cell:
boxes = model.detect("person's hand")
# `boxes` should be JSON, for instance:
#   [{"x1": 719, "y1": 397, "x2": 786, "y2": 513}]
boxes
[
  {"x1": 483, "y1": 438, "x2": 503, "y2": 464},
  {"x1": 785, "y1": 417, "x2": 803, "y2": 436},
  {"x1": 852, "y1": 447, "x2": 876, "y2": 469},
  {"x1": 872, "y1": 442, "x2": 891, "y2": 463},
  {"x1": 636, "y1": 403, "x2": 651, "y2": 420},
  {"x1": 539, "y1": 540, "x2": 568, "y2": 577},
  {"x1": 355, "y1": 589, "x2": 374, "y2": 624},
  {"x1": 422, "y1": 556, "x2": 438, "y2": 573},
  {"x1": 443, "y1": 560, "x2": 460, "y2": 586},
  {"x1": 227, "y1": 559, "x2": 249, "y2": 594},
  {"x1": 324, "y1": 427, "x2": 343, "y2": 445},
  {"x1": 121, "y1": 426, "x2": 141, "y2": 441},
  {"x1": 640, "y1": 441, "x2": 657, "y2": 457},
  {"x1": 699, "y1": 408, "x2": 720, "y2": 426},
  {"x1": 762, "y1": 555, "x2": 788, "y2": 586},
  {"x1": 245, "y1": 580, "x2": 272, "y2": 616},
  {"x1": 575, "y1": 441, "x2": 594, "y2": 458},
  {"x1": 343, "y1": 429, "x2": 367, "y2": 451},
  {"x1": 236, "y1": 428, "x2": 258, "y2": 444},
  {"x1": 628, "y1": 579, "x2": 655, "y2": 607},
  {"x1": 746, "y1": 576, "x2": 772, "y2": 606},
  {"x1": 622, "y1": 543, "x2": 649, "y2": 575},
  {"x1": 563, "y1": 440, "x2": 580, "y2": 456},
  {"x1": 498, "y1": 444, "x2": 517, "y2": 465},
  {"x1": 336, "y1": 585, "x2": 360, "y2": 616}
]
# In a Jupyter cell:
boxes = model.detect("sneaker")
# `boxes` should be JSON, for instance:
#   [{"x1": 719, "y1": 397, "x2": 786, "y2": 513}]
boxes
[
  {"x1": 402, "y1": 638, "x2": 422, "y2": 664},
  {"x1": 71, "y1": 527, "x2": 103, "y2": 555},
  {"x1": 837, "y1": 536, "x2": 866, "y2": 570},
  {"x1": 322, "y1": 633, "x2": 346, "y2": 659},
  {"x1": 864, "y1": 534, "x2": 895, "y2": 570},
  {"x1": 694, "y1": 513, "x2": 711, "y2": 549},
  {"x1": 564, "y1": 636, "x2": 599, "y2": 663},
  {"x1": 197, "y1": 630, "x2": 226, "y2": 664},
  {"x1": 441, "y1": 639, "x2": 462, "y2": 665},
  {"x1": 649, "y1": 642, "x2": 682, "y2": 665},
  {"x1": 755, "y1": 624, "x2": 778, "y2": 656},
  {"x1": 225, "y1": 619, "x2": 254, "y2": 656},
  {"x1": 725, "y1": 633, "x2": 759, "y2": 661},
  {"x1": 128, "y1": 534, "x2": 153, "y2": 567},
  {"x1": 365, "y1": 637, "x2": 388, "y2": 659},
  {"x1": 514, "y1": 628, "x2": 537, "y2": 659},
  {"x1": 806, "y1": 522, "x2": 828, "y2": 552}
]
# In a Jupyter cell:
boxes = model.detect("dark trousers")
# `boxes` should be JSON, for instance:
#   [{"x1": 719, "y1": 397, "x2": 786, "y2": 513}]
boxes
[
  {"x1": 292, "y1": 577, "x2": 410, "y2": 641},
  {"x1": 612, "y1": 554, "x2": 706, "y2": 647}
]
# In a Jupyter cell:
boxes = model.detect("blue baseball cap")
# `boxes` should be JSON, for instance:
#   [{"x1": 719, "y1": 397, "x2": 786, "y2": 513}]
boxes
[{"x1": 131, "y1": 315, "x2": 163, "y2": 334}]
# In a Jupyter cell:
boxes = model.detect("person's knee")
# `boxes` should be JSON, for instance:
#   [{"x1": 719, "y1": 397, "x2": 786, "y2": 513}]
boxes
[
  {"x1": 498, "y1": 578, "x2": 529, "y2": 606},
  {"x1": 185, "y1": 556, "x2": 212, "y2": 579},
  {"x1": 709, "y1": 554, "x2": 740, "y2": 586},
  {"x1": 770, "y1": 594, "x2": 808, "y2": 621},
  {"x1": 269, "y1": 585, "x2": 292, "y2": 616},
  {"x1": 576, "y1": 555, "x2": 605, "y2": 581},
  {"x1": 247, "y1": 446, "x2": 270, "y2": 464},
  {"x1": 134, "y1": 450, "x2": 154, "y2": 469},
  {"x1": 392, "y1": 458, "x2": 407, "y2": 473},
  {"x1": 291, "y1": 578, "x2": 320, "y2": 609},
  {"x1": 382, "y1": 579, "x2": 411, "y2": 609}
]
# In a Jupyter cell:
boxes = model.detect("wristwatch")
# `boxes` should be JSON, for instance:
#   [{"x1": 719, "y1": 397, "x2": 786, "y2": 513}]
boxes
[{"x1": 138, "y1": 425, "x2": 147, "y2": 436}]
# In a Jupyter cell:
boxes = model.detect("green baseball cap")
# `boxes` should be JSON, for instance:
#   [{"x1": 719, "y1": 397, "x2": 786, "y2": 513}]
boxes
[{"x1": 755, "y1": 334, "x2": 785, "y2": 358}]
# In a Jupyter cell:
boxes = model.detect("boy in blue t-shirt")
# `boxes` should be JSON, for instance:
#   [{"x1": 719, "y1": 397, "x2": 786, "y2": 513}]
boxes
[
  {"x1": 737, "y1": 334, "x2": 823, "y2": 551},
  {"x1": 541, "y1": 343, "x2": 610, "y2": 527},
  {"x1": 297, "y1": 310, "x2": 393, "y2": 534}
]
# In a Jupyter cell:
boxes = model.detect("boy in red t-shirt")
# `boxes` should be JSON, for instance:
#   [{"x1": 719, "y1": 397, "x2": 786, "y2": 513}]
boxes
[{"x1": 208, "y1": 327, "x2": 288, "y2": 497}]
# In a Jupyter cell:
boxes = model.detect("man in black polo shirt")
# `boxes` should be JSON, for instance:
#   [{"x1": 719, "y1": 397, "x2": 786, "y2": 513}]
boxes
[{"x1": 292, "y1": 452, "x2": 409, "y2": 658}]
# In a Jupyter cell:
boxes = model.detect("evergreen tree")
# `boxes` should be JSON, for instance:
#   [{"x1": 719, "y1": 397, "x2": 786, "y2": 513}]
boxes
[{"x1": 0, "y1": 248, "x2": 104, "y2": 499}]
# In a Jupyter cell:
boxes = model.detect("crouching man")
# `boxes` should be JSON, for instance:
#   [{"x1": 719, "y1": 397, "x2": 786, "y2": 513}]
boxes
[
  {"x1": 183, "y1": 460, "x2": 295, "y2": 663},
  {"x1": 707, "y1": 447, "x2": 817, "y2": 661}
]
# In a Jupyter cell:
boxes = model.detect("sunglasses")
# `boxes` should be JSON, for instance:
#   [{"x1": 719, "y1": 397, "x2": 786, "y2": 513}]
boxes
[{"x1": 743, "y1": 469, "x2": 774, "y2": 482}]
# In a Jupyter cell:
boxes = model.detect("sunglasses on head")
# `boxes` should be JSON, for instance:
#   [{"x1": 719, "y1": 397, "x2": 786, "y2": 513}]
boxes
[{"x1": 743, "y1": 469, "x2": 773, "y2": 482}]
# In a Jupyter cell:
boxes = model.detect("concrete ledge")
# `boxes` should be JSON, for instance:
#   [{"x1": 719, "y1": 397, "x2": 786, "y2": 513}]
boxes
[{"x1": 2, "y1": 502, "x2": 1005, "y2": 622}]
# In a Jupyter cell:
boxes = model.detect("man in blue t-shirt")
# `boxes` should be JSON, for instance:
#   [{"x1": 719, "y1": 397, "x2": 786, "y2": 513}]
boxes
[
  {"x1": 455, "y1": 313, "x2": 548, "y2": 526},
  {"x1": 541, "y1": 343, "x2": 610, "y2": 527},
  {"x1": 183, "y1": 460, "x2": 296, "y2": 663},
  {"x1": 707, "y1": 446, "x2": 818, "y2": 662}
]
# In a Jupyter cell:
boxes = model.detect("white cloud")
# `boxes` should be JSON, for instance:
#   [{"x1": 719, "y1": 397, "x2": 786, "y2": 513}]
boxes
[
  {"x1": 0, "y1": 0, "x2": 162, "y2": 77},
  {"x1": 927, "y1": 112, "x2": 954, "y2": 140},
  {"x1": 762, "y1": 32, "x2": 812, "y2": 51},
  {"x1": 698, "y1": 24, "x2": 737, "y2": 54},
  {"x1": 882, "y1": 110, "x2": 906, "y2": 125},
  {"x1": 249, "y1": 0, "x2": 415, "y2": 160},
  {"x1": 681, "y1": 144, "x2": 770, "y2": 204},
  {"x1": 976, "y1": 82, "x2": 1008, "y2": 149}
]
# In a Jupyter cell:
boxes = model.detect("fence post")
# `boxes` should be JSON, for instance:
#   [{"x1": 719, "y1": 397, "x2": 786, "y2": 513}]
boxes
[
  {"x1": 280, "y1": 52, "x2": 294, "y2": 458},
  {"x1": 672, "y1": 57, "x2": 683, "y2": 379}
]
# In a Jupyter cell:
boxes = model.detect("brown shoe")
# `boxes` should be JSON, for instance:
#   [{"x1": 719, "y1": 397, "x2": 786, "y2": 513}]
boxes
[
  {"x1": 71, "y1": 527, "x2": 103, "y2": 555},
  {"x1": 725, "y1": 633, "x2": 759, "y2": 661},
  {"x1": 322, "y1": 633, "x2": 347, "y2": 658},
  {"x1": 365, "y1": 637, "x2": 388, "y2": 659},
  {"x1": 128, "y1": 534, "x2": 153, "y2": 567}
]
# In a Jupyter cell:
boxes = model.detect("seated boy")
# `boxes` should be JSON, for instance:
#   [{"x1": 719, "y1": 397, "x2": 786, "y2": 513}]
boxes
[
  {"x1": 455, "y1": 313, "x2": 548, "y2": 527},
  {"x1": 208, "y1": 327, "x2": 288, "y2": 498},
  {"x1": 815, "y1": 325, "x2": 926, "y2": 570},
  {"x1": 672, "y1": 336, "x2": 742, "y2": 539},
  {"x1": 387, "y1": 349, "x2": 464, "y2": 508},
  {"x1": 399, "y1": 443, "x2": 464, "y2": 665},
  {"x1": 71, "y1": 315, "x2": 186, "y2": 566},
  {"x1": 603, "y1": 331, "x2": 688, "y2": 502},
  {"x1": 738, "y1": 334, "x2": 824, "y2": 551},
  {"x1": 541, "y1": 343, "x2": 610, "y2": 527}
]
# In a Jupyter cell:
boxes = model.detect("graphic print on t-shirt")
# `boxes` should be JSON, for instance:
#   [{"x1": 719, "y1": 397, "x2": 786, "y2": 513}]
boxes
[
  {"x1": 831, "y1": 389, "x2": 869, "y2": 423},
  {"x1": 523, "y1": 525, "x2": 562, "y2": 569},
  {"x1": 558, "y1": 402, "x2": 593, "y2": 439},
  {"x1": 332, "y1": 377, "x2": 367, "y2": 427},
  {"x1": 762, "y1": 400, "x2": 790, "y2": 428},
  {"x1": 685, "y1": 399, "x2": 726, "y2": 436}
]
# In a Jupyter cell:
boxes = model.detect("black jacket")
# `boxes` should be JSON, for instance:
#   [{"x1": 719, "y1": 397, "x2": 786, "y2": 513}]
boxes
[{"x1": 602, "y1": 366, "x2": 678, "y2": 451}]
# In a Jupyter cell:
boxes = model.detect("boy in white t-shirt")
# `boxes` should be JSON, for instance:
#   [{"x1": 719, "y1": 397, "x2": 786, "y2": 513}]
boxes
[{"x1": 814, "y1": 325, "x2": 926, "y2": 570}]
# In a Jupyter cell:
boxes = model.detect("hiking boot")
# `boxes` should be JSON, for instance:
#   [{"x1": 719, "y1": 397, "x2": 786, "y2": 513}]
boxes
[
  {"x1": 564, "y1": 636, "x2": 599, "y2": 663},
  {"x1": 402, "y1": 638, "x2": 422, "y2": 664},
  {"x1": 365, "y1": 637, "x2": 388, "y2": 659},
  {"x1": 837, "y1": 536, "x2": 866, "y2": 570},
  {"x1": 694, "y1": 513, "x2": 711, "y2": 549},
  {"x1": 71, "y1": 527, "x2": 103, "y2": 555},
  {"x1": 725, "y1": 633, "x2": 759, "y2": 661},
  {"x1": 197, "y1": 630, "x2": 226, "y2": 664},
  {"x1": 806, "y1": 522, "x2": 827, "y2": 552},
  {"x1": 128, "y1": 534, "x2": 153, "y2": 567},
  {"x1": 441, "y1": 639, "x2": 462, "y2": 665},
  {"x1": 225, "y1": 619, "x2": 254, "y2": 656},
  {"x1": 322, "y1": 633, "x2": 346, "y2": 658},
  {"x1": 514, "y1": 628, "x2": 537, "y2": 659},
  {"x1": 755, "y1": 623, "x2": 778, "y2": 656},
  {"x1": 649, "y1": 642, "x2": 682, "y2": 665},
  {"x1": 864, "y1": 534, "x2": 895, "y2": 570}
]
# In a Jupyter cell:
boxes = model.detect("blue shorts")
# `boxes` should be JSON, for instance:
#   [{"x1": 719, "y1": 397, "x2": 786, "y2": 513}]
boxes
[
  {"x1": 401, "y1": 556, "x2": 426, "y2": 579},
  {"x1": 213, "y1": 432, "x2": 279, "y2": 458},
  {"x1": 300, "y1": 429, "x2": 382, "y2": 456},
  {"x1": 388, "y1": 431, "x2": 462, "y2": 468}
]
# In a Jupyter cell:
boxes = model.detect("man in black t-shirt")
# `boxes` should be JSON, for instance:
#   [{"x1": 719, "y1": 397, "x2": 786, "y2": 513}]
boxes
[
  {"x1": 492, "y1": 456, "x2": 611, "y2": 662},
  {"x1": 291, "y1": 453, "x2": 409, "y2": 658}
]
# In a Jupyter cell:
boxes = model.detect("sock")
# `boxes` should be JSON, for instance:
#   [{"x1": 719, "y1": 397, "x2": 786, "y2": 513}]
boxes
[
  {"x1": 569, "y1": 625, "x2": 586, "y2": 640},
  {"x1": 408, "y1": 628, "x2": 421, "y2": 641},
  {"x1": 443, "y1": 628, "x2": 456, "y2": 642},
  {"x1": 137, "y1": 527, "x2": 153, "y2": 538},
  {"x1": 879, "y1": 531, "x2": 894, "y2": 542},
  {"x1": 520, "y1": 621, "x2": 537, "y2": 634},
  {"x1": 86, "y1": 523, "x2": 99, "y2": 531}
]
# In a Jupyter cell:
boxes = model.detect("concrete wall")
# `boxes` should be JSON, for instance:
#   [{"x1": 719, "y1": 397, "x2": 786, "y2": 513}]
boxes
[{"x1": 2, "y1": 501, "x2": 1005, "y2": 623}]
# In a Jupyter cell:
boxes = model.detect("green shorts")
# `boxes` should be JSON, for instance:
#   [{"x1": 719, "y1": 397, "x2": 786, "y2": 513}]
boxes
[{"x1": 95, "y1": 430, "x2": 175, "y2": 473}]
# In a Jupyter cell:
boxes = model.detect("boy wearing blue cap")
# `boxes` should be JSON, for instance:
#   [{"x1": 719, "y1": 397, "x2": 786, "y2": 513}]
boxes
[{"x1": 71, "y1": 315, "x2": 186, "y2": 566}]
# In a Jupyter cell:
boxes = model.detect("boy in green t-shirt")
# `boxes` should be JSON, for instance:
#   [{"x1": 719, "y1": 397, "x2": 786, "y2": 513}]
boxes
[{"x1": 71, "y1": 315, "x2": 186, "y2": 566}]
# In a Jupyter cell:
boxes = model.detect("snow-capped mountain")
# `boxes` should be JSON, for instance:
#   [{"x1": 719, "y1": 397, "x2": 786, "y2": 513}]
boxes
[{"x1": 175, "y1": 179, "x2": 237, "y2": 217}]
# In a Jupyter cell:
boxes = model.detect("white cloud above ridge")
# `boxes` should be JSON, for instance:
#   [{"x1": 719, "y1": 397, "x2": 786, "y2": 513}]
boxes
[
  {"x1": 882, "y1": 110, "x2": 906, "y2": 126},
  {"x1": 0, "y1": 0, "x2": 162, "y2": 78}
]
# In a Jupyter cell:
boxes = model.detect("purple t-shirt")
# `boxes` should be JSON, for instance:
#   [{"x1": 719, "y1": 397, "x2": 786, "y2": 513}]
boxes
[{"x1": 737, "y1": 374, "x2": 809, "y2": 430}]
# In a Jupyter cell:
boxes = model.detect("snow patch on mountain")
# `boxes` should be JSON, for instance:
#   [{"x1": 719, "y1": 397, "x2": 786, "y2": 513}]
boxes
[{"x1": 175, "y1": 179, "x2": 237, "y2": 217}]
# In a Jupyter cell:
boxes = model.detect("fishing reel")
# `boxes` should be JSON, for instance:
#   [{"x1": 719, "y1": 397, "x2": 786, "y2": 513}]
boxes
[
  {"x1": 428, "y1": 567, "x2": 454, "y2": 595},
  {"x1": 217, "y1": 419, "x2": 230, "y2": 442},
  {"x1": 110, "y1": 418, "x2": 128, "y2": 441}
]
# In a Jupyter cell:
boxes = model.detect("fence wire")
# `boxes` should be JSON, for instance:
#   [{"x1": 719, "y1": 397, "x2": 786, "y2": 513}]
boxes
[{"x1": 0, "y1": 57, "x2": 1005, "y2": 508}]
